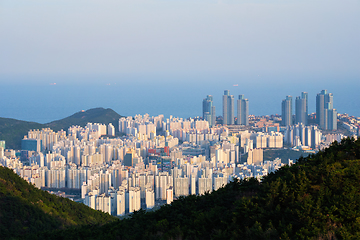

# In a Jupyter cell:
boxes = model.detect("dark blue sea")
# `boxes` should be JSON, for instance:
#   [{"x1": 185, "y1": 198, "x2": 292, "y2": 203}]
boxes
[{"x1": 1, "y1": 74, "x2": 359, "y2": 123}]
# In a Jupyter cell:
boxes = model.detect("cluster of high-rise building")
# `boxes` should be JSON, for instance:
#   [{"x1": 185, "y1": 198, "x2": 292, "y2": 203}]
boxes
[
  {"x1": 283, "y1": 124, "x2": 322, "y2": 149},
  {"x1": 278, "y1": 90, "x2": 340, "y2": 149},
  {"x1": 203, "y1": 89, "x2": 337, "y2": 141},
  {"x1": 222, "y1": 90, "x2": 249, "y2": 126},
  {"x1": 0, "y1": 112, "x2": 295, "y2": 216},
  {"x1": 316, "y1": 90, "x2": 337, "y2": 130},
  {"x1": 202, "y1": 90, "x2": 249, "y2": 126},
  {"x1": 281, "y1": 90, "x2": 337, "y2": 130},
  {"x1": 205, "y1": 89, "x2": 335, "y2": 131},
  {"x1": 0, "y1": 88, "x2": 356, "y2": 217},
  {"x1": 281, "y1": 92, "x2": 309, "y2": 127}
]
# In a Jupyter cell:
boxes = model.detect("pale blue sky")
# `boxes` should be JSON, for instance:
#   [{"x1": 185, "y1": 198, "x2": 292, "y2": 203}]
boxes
[
  {"x1": 1, "y1": 0, "x2": 359, "y2": 85},
  {"x1": 0, "y1": 0, "x2": 360, "y2": 122}
]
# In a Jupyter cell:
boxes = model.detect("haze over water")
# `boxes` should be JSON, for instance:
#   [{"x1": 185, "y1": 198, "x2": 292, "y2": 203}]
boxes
[
  {"x1": 1, "y1": 0, "x2": 359, "y2": 123},
  {"x1": 2, "y1": 74, "x2": 359, "y2": 124}
]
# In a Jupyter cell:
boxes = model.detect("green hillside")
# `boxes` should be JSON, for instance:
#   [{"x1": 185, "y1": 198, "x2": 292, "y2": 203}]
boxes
[
  {"x1": 46, "y1": 107, "x2": 122, "y2": 132},
  {"x1": 0, "y1": 166, "x2": 118, "y2": 239},
  {"x1": 0, "y1": 108, "x2": 123, "y2": 150},
  {"x1": 41, "y1": 138, "x2": 360, "y2": 239}
]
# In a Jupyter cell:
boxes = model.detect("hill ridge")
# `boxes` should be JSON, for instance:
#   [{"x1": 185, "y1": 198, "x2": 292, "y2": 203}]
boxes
[{"x1": 0, "y1": 107, "x2": 123, "y2": 149}]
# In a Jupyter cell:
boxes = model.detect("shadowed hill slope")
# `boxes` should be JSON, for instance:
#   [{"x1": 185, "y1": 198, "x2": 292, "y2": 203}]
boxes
[
  {"x1": 0, "y1": 118, "x2": 44, "y2": 150},
  {"x1": 0, "y1": 166, "x2": 118, "y2": 239}
]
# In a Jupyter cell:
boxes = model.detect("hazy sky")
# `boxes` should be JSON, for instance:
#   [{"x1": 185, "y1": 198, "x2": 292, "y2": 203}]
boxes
[
  {"x1": 1, "y1": 0, "x2": 360, "y2": 122},
  {"x1": 1, "y1": 0, "x2": 359, "y2": 85}
]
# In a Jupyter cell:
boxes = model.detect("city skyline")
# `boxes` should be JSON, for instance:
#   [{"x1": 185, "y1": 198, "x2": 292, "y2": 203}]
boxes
[
  {"x1": 1, "y1": 83, "x2": 359, "y2": 125},
  {"x1": 1, "y1": 0, "x2": 360, "y2": 234},
  {"x1": 2, "y1": 107, "x2": 357, "y2": 216}
]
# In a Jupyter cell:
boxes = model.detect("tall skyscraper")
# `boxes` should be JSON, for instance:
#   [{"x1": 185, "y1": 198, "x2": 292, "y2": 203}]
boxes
[
  {"x1": 228, "y1": 95, "x2": 234, "y2": 125},
  {"x1": 222, "y1": 90, "x2": 234, "y2": 125},
  {"x1": 211, "y1": 106, "x2": 216, "y2": 127},
  {"x1": 281, "y1": 95, "x2": 293, "y2": 126},
  {"x1": 223, "y1": 90, "x2": 229, "y2": 125},
  {"x1": 295, "y1": 92, "x2": 308, "y2": 125},
  {"x1": 316, "y1": 90, "x2": 325, "y2": 127},
  {"x1": 302, "y1": 92, "x2": 308, "y2": 117},
  {"x1": 316, "y1": 90, "x2": 337, "y2": 130},
  {"x1": 202, "y1": 95, "x2": 215, "y2": 127},
  {"x1": 236, "y1": 95, "x2": 249, "y2": 126},
  {"x1": 326, "y1": 108, "x2": 338, "y2": 131}
]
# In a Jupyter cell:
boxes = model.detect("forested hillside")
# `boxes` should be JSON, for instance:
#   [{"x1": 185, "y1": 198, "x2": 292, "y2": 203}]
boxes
[
  {"x1": 0, "y1": 167, "x2": 118, "y2": 239},
  {"x1": 0, "y1": 107, "x2": 123, "y2": 149}
]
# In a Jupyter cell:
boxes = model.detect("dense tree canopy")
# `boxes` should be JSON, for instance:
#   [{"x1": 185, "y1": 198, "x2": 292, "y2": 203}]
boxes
[{"x1": 0, "y1": 167, "x2": 117, "y2": 239}]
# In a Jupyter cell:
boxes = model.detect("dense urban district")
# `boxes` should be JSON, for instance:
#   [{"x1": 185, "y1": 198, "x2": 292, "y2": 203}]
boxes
[{"x1": 0, "y1": 89, "x2": 359, "y2": 218}]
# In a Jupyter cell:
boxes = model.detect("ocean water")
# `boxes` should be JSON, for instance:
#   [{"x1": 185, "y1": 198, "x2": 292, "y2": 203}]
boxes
[{"x1": 1, "y1": 75, "x2": 359, "y2": 124}]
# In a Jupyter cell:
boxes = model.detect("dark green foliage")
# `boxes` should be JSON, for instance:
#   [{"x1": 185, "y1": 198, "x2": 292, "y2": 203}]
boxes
[
  {"x1": 0, "y1": 108, "x2": 123, "y2": 149},
  {"x1": 41, "y1": 138, "x2": 360, "y2": 239},
  {"x1": 0, "y1": 166, "x2": 117, "y2": 239}
]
